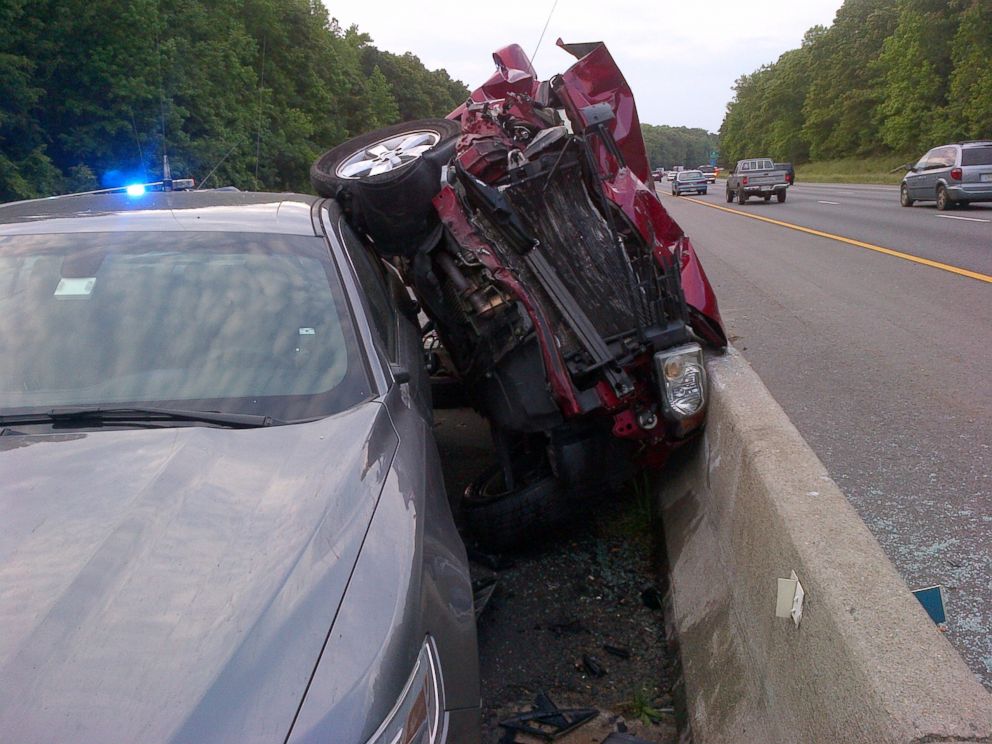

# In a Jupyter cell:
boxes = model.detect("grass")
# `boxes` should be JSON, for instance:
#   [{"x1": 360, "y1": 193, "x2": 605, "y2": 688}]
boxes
[
  {"x1": 793, "y1": 155, "x2": 915, "y2": 185},
  {"x1": 623, "y1": 685, "x2": 670, "y2": 725},
  {"x1": 607, "y1": 469, "x2": 655, "y2": 542}
]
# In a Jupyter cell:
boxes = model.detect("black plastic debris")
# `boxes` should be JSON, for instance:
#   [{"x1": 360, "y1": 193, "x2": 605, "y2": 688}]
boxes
[
  {"x1": 498, "y1": 691, "x2": 598, "y2": 741},
  {"x1": 603, "y1": 733, "x2": 656, "y2": 743},
  {"x1": 582, "y1": 653, "x2": 607, "y2": 677},
  {"x1": 640, "y1": 585, "x2": 663, "y2": 610},
  {"x1": 603, "y1": 643, "x2": 631, "y2": 659},
  {"x1": 473, "y1": 576, "x2": 498, "y2": 619}
]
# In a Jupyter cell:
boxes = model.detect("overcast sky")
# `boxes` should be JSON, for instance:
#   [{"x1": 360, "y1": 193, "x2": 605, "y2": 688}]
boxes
[{"x1": 325, "y1": 0, "x2": 843, "y2": 132}]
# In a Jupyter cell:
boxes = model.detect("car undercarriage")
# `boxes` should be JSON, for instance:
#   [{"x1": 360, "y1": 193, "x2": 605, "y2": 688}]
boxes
[{"x1": 311, "y1": 40, "x2": 726, "y2": 548}]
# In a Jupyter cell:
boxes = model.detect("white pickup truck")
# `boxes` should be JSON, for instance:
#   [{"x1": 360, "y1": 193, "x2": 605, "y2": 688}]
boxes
[{"x1": 725, "y1": 158, "x2": 790, "y2": 204}]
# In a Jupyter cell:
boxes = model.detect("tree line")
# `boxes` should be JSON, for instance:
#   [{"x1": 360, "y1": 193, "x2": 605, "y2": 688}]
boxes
[
  {"x1": 0, "y1": 0, "x2": 468, "y2": 201},
  {"x1": 641, "y1": 124, "x2": 719, "y2": 171},
  {"x1": 719, "y1": 0, "x2": 992, "y2": 166}
]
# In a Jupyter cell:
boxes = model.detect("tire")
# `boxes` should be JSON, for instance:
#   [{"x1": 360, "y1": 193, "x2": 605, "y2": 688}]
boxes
[
  {"x1": 776, "y1": 190, "x2": 786, "y2": 203},
  {"x1": 936, "y1": 185, "x2": 953, "y2": 211},
  {"x1": 737, "y1": 188, "x2": 747, "y2": 205},
  {"x1": 764, "y1": 194, "x2": 771, "y2": 203},
  {"x1": 701, "y1": 189, "x2": 707, "y2": 195},
  {"x1": 672, "y1": 188, "x2": 677, "y2": 196},
  {"x1": 900, "y1": 184, "x2": 914, "y2": 207},
  {"x1": 725, "y1": 188, "x2": 734, "y2": 203},
  {"x1": 310, "y1": 118, "x2": 461, "y2": 256},
  {"x1": 463, "y1": 467, "x2": 566, "y2": 552}
]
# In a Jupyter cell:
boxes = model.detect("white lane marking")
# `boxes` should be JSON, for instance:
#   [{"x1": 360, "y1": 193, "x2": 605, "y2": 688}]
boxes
[
  {"x1": 817, "y1": 200, "x2": 841, "y2": 205},
  {"x1": 935, "y1": 214, "x2": 990, "y2": 223}
]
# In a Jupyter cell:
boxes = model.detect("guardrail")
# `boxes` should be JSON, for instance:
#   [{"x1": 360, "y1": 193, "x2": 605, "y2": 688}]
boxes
[{"x1": 660, "y1": 347, "x2": 992, "y2": 743}]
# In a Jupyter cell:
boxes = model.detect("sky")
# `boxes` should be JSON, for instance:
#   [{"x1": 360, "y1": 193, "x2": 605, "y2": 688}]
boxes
[{"x1": 325, "y1": 0, "x2": 844, "y2": 133}]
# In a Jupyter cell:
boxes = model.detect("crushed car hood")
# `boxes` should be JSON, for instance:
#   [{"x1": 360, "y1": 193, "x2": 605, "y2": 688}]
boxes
[{"x1": 0, "y1": 403, "x2": 397, "y2": 744}]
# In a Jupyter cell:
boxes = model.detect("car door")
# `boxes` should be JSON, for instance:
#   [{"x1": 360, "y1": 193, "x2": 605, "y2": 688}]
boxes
[
  {"x1": 907, "y1": 150, "x2": 932, "y2": 199},
  {"x1": 929, "y1": 146, "x2": 956, "y2": 194}
]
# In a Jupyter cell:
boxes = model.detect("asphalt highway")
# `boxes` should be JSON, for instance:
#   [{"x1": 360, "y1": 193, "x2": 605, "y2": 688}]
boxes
[{"x1": 657, "y1": 178, "x2": 992, "y2": 688}]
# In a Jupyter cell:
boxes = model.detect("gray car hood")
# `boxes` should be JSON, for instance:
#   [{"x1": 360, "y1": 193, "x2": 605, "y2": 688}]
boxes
[{"x1": 0, "y1": 402, "x2": 397, "y2": 744}]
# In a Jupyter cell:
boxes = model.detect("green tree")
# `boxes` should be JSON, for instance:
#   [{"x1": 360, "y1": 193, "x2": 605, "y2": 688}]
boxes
[
  {"x1": 801, "y1": 0, "x2": 899, "y2": 159},
  {"x1": 641, "y1": 124, "x2": 718, "y2": 169},
  {"x1": 1, "y1": 0, "x2": 73, "y2": 199},
  {"x1": 875, "y1": 0, "x2": 958, "y2": 153},
  {"x1": 934, "y1": 1, "x2": 992, "y2": 142},
  {"x1": 0, "y1": 0, "x2": 470, "y2": 199}
]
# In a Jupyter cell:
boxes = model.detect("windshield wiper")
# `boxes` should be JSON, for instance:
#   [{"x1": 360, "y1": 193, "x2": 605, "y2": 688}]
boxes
[{"x1": 0, "y1": 406, "x2": 276, "y2": 429}]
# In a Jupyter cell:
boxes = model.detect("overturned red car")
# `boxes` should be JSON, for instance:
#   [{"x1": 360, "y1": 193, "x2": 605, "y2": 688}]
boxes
[{"x1": 311, "y1": 40, "x2": 726, "y2": 549}]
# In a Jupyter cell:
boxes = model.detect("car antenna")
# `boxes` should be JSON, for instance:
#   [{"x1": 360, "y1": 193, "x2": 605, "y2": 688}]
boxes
[
  {"x1": 196, "y1": 140, "x2": 243, "y2": 190},
  {"x1": 155, "y1": 31, "x2": 169, "y2": 184},
  {"x1": 531, "y1": 0, "x2": 559, "y2": 66},
  {"x1": 254, "y1": 36, "x2": 267, "y2": 189},
  {"x1": 130, "y1": 111, "x2": 145, "y2": 173}
]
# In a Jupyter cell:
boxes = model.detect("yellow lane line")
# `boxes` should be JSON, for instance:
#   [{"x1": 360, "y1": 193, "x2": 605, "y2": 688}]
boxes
[{"x1": 671, "y1": 194, "x2": 992, "y2": 285}]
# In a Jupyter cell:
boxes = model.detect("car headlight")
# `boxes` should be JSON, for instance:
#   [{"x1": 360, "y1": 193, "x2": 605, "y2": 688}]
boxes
[
  {"x1": 654, "y1": 343, "x2": 707, "y2": 420},
  {"x1": 364, "y1": 638, "x2": 443, "y2": 744}
]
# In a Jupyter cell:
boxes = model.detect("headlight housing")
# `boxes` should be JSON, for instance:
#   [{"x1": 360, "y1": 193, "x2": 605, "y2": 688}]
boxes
[
  {"x1": 654, "y1": 343, "x2": 707, "y2": 431},
  {"x1": 364, "y1": 638, "x2": 443, "y2": 744}
]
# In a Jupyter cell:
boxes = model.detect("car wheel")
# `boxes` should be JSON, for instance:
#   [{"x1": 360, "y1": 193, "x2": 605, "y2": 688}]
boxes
[
  {"x1": 737, "y1": 188, "x2": 747, "y2": 205},
  {"x1": 310, "y1": 118, "x2": 461, "y2": 256},
  {"x1": 463, "y1": 467, "x2": 566, "y2": 552},
  {"x1": 776, "y1": 190, "x2": 786, "y2": 203},
  {"x1": 936, "y1": 185, "x2": 953, "y2": 211},
  {"x1": 900, "y1": 183, "x2": 914, "y2": 207},
  {"x1": 764, "y1": 194, "x2": 771, "y2": 202},
  {"x1": 725, "y1": 189, "x2": 733, "y2": 203},
  {"x1": 702, "y1": 189, "x2": 708, "y2": 195}
]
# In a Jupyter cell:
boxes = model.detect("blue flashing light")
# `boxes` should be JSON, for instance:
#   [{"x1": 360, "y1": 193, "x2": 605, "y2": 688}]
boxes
[{"x1": 125, "y1": 184, "x2": 146, "y2": 197}]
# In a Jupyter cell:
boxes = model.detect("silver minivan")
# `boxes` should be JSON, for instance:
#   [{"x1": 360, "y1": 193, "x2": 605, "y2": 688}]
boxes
[{"x1": 900, "y1": 141, "x2": 992, "y2": 210}]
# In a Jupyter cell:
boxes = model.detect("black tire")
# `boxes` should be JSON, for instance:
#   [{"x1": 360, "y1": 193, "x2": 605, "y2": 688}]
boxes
[
  {"x1": 725, "y1": 188, "x2": 734, "y2": 203},
  {"x1": 936, "y1": 184, "x2": 953, "y2": 211},
  {"x1": 310, "y1": 118, "x2": 461, "y2": 256},
  {"x1": 701, "y1": 188, "x2": 708, "y2": 195},
  {"x1": 463, "y1": 467, "x2": 566, "y2": 552},
  {"x1": 776, "y1": 190, "x2": 787, "y2": 203},
  {"x1": 737, "y1": 188, "x2": 747, "y2": 205},
  {"x1": 900, "y1": 183, "x2": 914, "y2": 207},
  {"x1": 764, "y1": 194, "x2": 771, "y2": 202}
]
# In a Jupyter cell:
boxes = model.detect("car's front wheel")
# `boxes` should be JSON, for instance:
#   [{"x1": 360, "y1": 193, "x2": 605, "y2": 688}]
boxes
[
  {"x1": 900, "y1": 183, "x2": 914, "y2": 207},
  {"x1": 725, "y1": 188, "x2": 734, "y2": 203},
  {"x1": 310, "y1": 118, "x2": 461, "y2": 256}
]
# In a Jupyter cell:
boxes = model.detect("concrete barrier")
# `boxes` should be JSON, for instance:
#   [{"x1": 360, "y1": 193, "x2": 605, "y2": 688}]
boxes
[{"x1": 660, "y1": 347, "x2": 992, "y2": 743}]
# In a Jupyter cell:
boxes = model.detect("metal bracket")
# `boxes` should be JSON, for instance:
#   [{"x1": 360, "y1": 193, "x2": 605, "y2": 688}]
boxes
[{"x1": 776, "y1": 570, "x2": 805, "y2": 627}]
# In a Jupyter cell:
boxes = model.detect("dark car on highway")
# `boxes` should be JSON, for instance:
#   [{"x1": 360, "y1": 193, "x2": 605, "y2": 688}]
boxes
[
  {"x1": 672, "y1": 169, "x2": 709, "y2": 195},
  {"x1": 697, "y1": 165, "x2": 717, "y2": 183},
  {"x1": 900, "y1": 141, "x2": 992, "y2": 210},
  {"x1": 310, "y1": 40, "x2": 726, "y2": 549},
  {"x1": 0, "y1": 190, "x2": 480, "y2": 743}
]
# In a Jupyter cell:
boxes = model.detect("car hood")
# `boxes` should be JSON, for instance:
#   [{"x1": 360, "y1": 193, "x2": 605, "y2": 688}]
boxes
[{"x1": 0, "y1": 403, "x2": 397, "y2": 744}]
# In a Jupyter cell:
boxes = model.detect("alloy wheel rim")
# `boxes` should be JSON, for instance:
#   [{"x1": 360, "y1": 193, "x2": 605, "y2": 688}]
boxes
[{"x1": 336, "y1": 130, "x2": 442, "y2": 179}]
